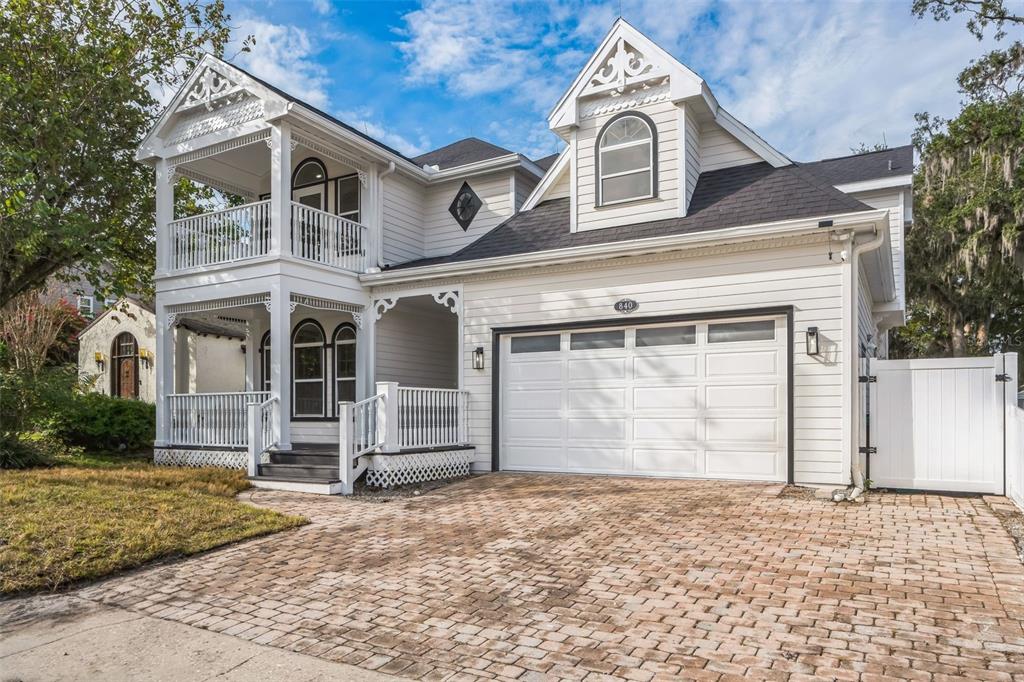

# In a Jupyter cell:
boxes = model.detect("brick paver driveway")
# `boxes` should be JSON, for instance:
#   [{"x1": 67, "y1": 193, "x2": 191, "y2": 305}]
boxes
[{"x1": 82, "y1": 474, "x2": 1024, "y2": 681}]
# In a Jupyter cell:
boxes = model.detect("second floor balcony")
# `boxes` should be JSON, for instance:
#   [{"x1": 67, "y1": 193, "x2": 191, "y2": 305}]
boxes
[{"x1": 168, "y1": 199, "x2": 368, "y2": 273}]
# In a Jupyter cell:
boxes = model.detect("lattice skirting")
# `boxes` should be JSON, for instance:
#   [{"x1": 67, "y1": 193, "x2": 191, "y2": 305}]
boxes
[
  {"x1": 154, "y1": 447, "x2": 246, "y2": 469},
  {"x1": 365, "y1": 449, "x2": 475, "y2": 488}
]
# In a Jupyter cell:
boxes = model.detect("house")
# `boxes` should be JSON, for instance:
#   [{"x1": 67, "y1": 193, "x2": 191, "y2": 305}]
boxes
[
  {"x1": 77, "y1": 297, "x2": 246, "y2": 404},
  {"x1": 138, "y1": 19, "x2": 911, "y2": 493}
]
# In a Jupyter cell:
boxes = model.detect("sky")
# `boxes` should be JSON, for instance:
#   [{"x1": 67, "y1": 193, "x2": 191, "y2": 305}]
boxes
[{"x1": 220, "y1": 0, "x2": 1008, "y2": 162}]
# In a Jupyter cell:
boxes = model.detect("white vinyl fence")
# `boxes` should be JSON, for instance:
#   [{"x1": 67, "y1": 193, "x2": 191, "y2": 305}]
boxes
[{"x1": 867, "y1": 353, "x2": 1017, "y2": 495}]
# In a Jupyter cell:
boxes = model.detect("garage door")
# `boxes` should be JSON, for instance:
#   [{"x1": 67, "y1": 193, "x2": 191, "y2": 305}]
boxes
[{"x1": 500, "y1": 315, "x2": 788, "y2": 481}]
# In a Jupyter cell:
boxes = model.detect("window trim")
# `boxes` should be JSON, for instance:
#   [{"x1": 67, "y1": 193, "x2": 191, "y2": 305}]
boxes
[
  {"x1": 259, "y1": 331, "x2": 272, "y2": 393},
  {"x1": 291, "y1": 157, "x2": 328, "y2": 189},
  {"x1": 77, "y1": 295, "x2": 95, "y2": 316},
  {"x1": 291, "y1": 319, "x2": 327, "y2": 418},
  {"x1": 594, "y1": 111, "x2": 658, "y2": 208},
  {"x1": 334, "y1": 173, "x2": 361, "y2": 224},
  {"x1": 332, "y1": 322, "x2": 357, "y2": 413}
]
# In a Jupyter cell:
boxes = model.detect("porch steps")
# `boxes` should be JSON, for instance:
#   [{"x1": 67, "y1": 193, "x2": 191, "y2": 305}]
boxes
[{"x1": 251, "y1": 443, "x2": 341, "y2": 485}]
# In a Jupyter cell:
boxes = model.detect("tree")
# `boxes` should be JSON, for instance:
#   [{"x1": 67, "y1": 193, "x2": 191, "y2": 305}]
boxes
[
  {"x1": 892, "y1": 0, "x2": 1024, "y2": 358},
  {"x1": 0, "y1": 287, "x2": 81, "y2": 376},
  {"x1": 0, "y1": 0, "x2": 243, "y2": 308}
]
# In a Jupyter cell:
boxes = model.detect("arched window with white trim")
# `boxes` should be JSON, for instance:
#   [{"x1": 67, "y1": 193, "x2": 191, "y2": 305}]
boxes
[
  {"x1": 259, "y1": 331, "x2": 271, "y2": 392},
  {"x1": 596, "y1": 112, "x2": 657, "y2": 206},
  {"x1": 333, "y1": 323, "x2": 357, "y2": 407},
  {"x1": 292, "y1": 321, "x2": 325, "y2": 417}
]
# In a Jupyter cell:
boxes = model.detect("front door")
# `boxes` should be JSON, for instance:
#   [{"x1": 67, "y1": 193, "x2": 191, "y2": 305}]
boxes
[
  {"x1": 118, "y1": 358, "x2": 137, "y2": 399},
  {"x1": 293, "y1": 184, "x2": 324, "y2": 210}
]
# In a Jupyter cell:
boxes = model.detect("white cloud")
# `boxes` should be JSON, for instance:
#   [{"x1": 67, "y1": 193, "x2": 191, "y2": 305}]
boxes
[
  {"x1": 336, "y1": 107, "x2": 432, "y2": 157},
  {"x1": 230, "y1": 16, "x2": 331, "y2": 109},
  {"x1": 395, "y1": 0, "x2": 999, "y2": 161},
  {"x1": 311, "y1": 0, "x2": 332, "y2": 16}
]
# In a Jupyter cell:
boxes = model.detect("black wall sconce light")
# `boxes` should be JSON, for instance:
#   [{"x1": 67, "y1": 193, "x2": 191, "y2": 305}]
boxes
[
  {"x1": 472, "y1": 346, "x2": 485, "y2": 370},
  {"x1": 806, "y1": 327, "x2": 821, "y2": 356}
]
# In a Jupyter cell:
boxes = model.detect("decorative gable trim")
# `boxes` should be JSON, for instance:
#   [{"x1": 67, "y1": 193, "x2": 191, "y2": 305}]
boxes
[
  {"x1": 181, "y1": 65, "x2": 246, "y2": 112},
  {"x1": 579, "y1": 81, "x2": 671, "y2": 121},
  {"x1": 581, "y1": 37, "x2": 669, "y2": 99}
]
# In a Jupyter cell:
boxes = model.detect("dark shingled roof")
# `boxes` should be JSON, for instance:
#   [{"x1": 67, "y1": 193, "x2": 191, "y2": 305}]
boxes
[
  {"x1": 799, "y1": 145, "x2": 914, "y2": 186},
  {"x1": 412, "y1": 138, "x2": 514, "y2": 170},
  {"x1": 533, "y1": 153, "x2": 560, "y2": 171},
  {"x1": 391, "y1": 162, "x2": 872, "y2": 269}
]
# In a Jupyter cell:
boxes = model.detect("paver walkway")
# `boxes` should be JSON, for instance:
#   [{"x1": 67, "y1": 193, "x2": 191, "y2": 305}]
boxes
[{"x1": 77, "y1": 474, "x2": 1024, "y2": 680}]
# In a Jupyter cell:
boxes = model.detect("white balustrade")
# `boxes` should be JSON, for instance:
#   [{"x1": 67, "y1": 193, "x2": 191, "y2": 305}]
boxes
[
  {"x1": 290, "y1": 201, "x2": 367, "y2": 272},
  {"x1": 168, "y1": 392, "x2": 270, "y2": 447},
  {"x1": 396, "y1": 387, "x2": 470, "y2": 449},
  {"x1": 170, "y1": 200, "x2": 271, "y2": 270},
  {"x1": 247, "y1": 396, "x2": 279, "y2": 477}
]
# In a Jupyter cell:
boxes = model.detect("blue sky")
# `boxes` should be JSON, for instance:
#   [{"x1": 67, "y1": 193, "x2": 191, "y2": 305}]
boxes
[{"x1": 222, "y1": 0, "x2": 1007, "y2": 162}]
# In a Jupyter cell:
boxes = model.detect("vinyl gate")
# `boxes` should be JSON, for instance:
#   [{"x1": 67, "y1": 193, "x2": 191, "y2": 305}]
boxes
[{"x1": 866, "y1": 353, "x2": 1018, "y2": 494}]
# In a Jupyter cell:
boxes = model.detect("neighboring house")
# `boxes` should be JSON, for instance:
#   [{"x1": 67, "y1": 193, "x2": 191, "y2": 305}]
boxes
[
  {"x1": 77, "y1": 297, "x2": 246, "y2": 402},
  {"x1": 46, "y1": 274, "x2": 119, "y2": 320},
  {"x1": 138, "y1": 19, "x2": 911, "y2": 493}
]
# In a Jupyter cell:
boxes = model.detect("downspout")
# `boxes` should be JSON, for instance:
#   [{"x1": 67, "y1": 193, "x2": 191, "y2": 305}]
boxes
[
  {"x1": 838, "y1": 225, "x2": 887, "y2": 502},
  {"x1": 374, "y1": 161, "x2": 397, "y2": 270}
]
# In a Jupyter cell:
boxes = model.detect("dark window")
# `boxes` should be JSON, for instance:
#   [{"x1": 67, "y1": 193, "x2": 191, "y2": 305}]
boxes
[
  {"x1": 293, "y1": 158, "x2": 326, "y2": 186},
  {"x1": 636, "y1": 325, "x2": 696, "y2": 347},
  {"x1": 570, "y1": 330, "x2": 625, "y2": 350},
  {"x1": 597, "y1": 114, "x2": 655, "y2": 206},
  {"x1": 292, "y1": 321, "x2": 325, "y2": 417},
  {"x1": 336, "y1": 175, "x2": 360, "y2": 223},
  {"x1": 260, "y1": 332, "x2": 271, "y2": 392},
  {"x1": 708, "y1": 320, "x2": 776, "y2": 343},
  {"x1": 510, "y1": 334, "x2": 561, "y2": 354},
  {"x1": 333, "y1": 324, "x2": 357, "y2": 406}
]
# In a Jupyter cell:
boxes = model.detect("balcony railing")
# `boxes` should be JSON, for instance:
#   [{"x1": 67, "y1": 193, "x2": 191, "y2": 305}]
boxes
[
  {"x1": 290, "y1": 202, "x2": 367, "y2": 272},
  {"x1": 166, "y1": 199, "x2": 368, "y2": 273},
  {"x1": 170, "y1": 200, "x2": 271, "y2": 270}
]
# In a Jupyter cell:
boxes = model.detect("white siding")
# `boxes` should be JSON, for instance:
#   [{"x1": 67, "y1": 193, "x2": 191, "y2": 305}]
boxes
[
  {"x1": 699, "y1": 123, "x2": 761, "y2": 172},
  {"x1": 576, "y1": 98, "x2": 680, "y2": 231},
  {"x1": 453, "y1": 240, "x2": 850, "y2": 485},
  {"x1": 422, "y1": 171, "x2": 516, "y2": 258},
  {"x1": 857, "y1": 263, "x2": 879, "y2": 355},
  {"x1": 543, "y1": 168, "x2": 570, "y2": 201},
  {"x1": 515, "y1": 169, "x2": 538, "y2": 211},
  {"x1": 375, "y1": 297, "x2": 458, "y2": 389},
  {"x1": 191, "y1": 333, "x2": 246, "y2": 393},
  {"x1": 683, "y1": 108, "x2": 701, "y2": 211},
  {"x1": 381, "y1": 173, "x2": 425, "y2": 265},
  {"x1": 851, "y1": 188, "x2": 907, "y2": 308}
]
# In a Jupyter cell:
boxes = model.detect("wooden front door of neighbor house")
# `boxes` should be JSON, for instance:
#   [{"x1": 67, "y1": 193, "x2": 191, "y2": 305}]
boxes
[{"x1": 117, "y1": 357, "x2": 136, "y2": 398}]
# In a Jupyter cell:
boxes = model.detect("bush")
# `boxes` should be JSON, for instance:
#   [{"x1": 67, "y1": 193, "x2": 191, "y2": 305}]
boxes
[
  {"x1": 0, "y1": 435, "x2": 54, "y2": 469},
  {"x1": 51, "y1": 393, "x2": 155, "y2": 452}
]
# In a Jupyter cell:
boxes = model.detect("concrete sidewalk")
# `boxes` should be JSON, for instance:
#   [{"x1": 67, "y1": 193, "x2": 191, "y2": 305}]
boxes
[{"x1": 0, "y1": 594, "x2": 400, "y2": 681}]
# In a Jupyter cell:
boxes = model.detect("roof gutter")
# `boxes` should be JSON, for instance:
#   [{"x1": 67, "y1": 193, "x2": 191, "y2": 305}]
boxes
[{"x1": 361, "y1": 208, "x2": 890, "y2": 286}]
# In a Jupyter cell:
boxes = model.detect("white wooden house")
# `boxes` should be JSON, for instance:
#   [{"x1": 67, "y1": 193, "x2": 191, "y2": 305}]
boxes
[{"x1": 141, "y1": 20, "x2": 911, "y2": 493}]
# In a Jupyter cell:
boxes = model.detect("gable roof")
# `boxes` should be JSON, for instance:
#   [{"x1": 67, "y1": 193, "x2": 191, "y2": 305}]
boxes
[
  {"x1": 533, "y1": 154, "x2": 560, "y2": 172},
  {"x1": 412, "y1": 138, "x2": 514, "y2": 170},
  {"x1": 800, "y1": 145, "x2": 913, "y2": 186},
  {"x1": 77, "y1": 296, "x2": 154, "y2": 337},
  {"x1": 390, "y1": 162, "x2": 871, "y2": 269}
]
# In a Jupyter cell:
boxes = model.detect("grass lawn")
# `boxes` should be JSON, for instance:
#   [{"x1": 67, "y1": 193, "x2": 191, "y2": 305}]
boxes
[{"x1": 0, "y1": 453, "x2": 306, "y2": 595}]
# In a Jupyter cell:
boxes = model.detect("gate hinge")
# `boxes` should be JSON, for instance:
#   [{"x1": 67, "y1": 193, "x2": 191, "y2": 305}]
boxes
[
  {"x1": 996, "y1": 373, "x2": 1012, "y2": 382},
  {"x1": 858, "y1": 375, "x2": 877, "y2": 383},
  {"x1": 858, "y1": 446, "x2": 877, "y2": 455}
]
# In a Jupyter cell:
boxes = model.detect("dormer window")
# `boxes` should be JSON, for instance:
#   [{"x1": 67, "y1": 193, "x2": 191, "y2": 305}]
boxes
[{"x1": 596, "y1": 112, "x2": 657, "y2": 206}]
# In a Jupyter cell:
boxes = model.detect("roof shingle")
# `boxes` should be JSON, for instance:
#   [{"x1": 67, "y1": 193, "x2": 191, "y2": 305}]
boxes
[
  {"x1": 799, "y1": 145, "x2": 914, "y2": 185},
  {"x1": 412, "y1": 138, "x2": 514, "y2": 170}
]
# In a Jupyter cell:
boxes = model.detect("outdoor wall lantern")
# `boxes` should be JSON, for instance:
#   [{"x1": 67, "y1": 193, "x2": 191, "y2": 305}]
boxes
[
  {"x1": 138, "y1": 348, "x2": 153, "y2": 367},
  {"x1": 94, "y1": 351, "x2": 106, "y2": 370},
  {"x1": 806, "y1": 327, "x2": 821, "y2": 356},
  {"x1": 472, "y1": 346, "x2": 485, "y2": 370}
]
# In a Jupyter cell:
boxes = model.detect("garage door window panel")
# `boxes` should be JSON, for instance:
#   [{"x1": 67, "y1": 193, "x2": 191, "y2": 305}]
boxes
[
  {"x1": 635, "y1": 325, "x2": 696, "y2": 347},
  {"x1": 570, "y1": 330, "x2": 625, "y2": 350},
  {"x1": 510, "y1": 335, "x2": 561, "y2": 353},
  {"x1": 708, "y1": 320, "x2": 776, "y2": 343}
]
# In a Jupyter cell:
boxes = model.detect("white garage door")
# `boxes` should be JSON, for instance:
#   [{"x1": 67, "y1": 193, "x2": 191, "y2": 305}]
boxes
[{"x1": 500, "y1": 315, "x2": 788, "y2": 481}]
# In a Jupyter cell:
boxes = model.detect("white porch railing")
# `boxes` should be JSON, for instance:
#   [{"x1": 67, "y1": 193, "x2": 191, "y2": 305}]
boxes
[
  {"x1": 291, "y1": 201, "x2": 367, "y2": 272},
  {"x1": 396, "y1": 386, "x2": 469, "y2": 448},
  {"x1": 167, "y1": 391, "x2": 270, "y2": 447},
  {"x1": 170, "y1": 200, "x2": 271, "y2": 270},
  {"x1": 247, "y1": 396, "x2": 279, "y2": 477}
]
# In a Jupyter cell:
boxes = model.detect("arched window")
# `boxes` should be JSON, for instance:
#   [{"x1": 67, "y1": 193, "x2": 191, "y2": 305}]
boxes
[
  {"x1": 333, "y1": 323, "x2": 357, "y2": 406},
  {"x1": 293, "y1": 158, "x2": 327, "y2": 187},
  {"x1": 259, "y1": 331, "x2": 271, "y2": 392},
  {"x1": 292, "y1": 320, "x2": 325, "y2": 417},
  {"x1": 596, "y1": 112, "x2": 656, "y2": 206},
  {"x1": 111, "y1": 332, "x2": 139, "y2": 399}
]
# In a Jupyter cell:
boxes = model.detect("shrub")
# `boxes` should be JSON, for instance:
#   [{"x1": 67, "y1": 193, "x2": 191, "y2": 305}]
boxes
[
  {"x1": 51, "y1": 393, "x2": 155, "y2": 452},
  {"x1": 0, "y1": 435, "x2": 53, "y2": 469}
]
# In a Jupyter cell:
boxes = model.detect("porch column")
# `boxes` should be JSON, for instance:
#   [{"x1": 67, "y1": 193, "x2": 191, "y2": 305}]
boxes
[
  {"x1": 357, "y1": 312, "x2": 375, "y2": 401},
  {"x1": 245, "y1": 317, "x2": 263, "y2": 392},
  {"x1": 269, "y1": 282, "x2": 292, "y2": 450},
  {"x1": 154, "y1": 159, "x2": 174, "y2": 275},
  {"x1": 269, "y1": 122, "x2": 292, "y2": 258},
  {"x1": 154, "y1": 302, "x2": 175, "y2": 447}
]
